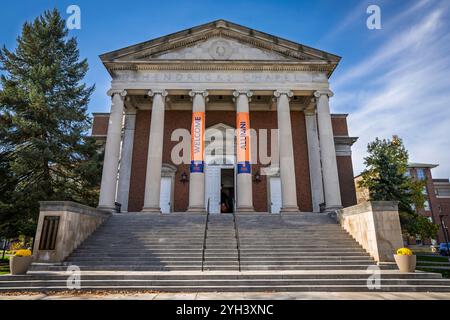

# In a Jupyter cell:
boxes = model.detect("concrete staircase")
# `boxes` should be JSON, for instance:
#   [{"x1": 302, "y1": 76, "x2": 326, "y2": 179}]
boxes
[
  {"x1": 2, "y1": 212, "x2": 450, "y2": 292},
  {"x1": 237, "y1": 214, "x2": 376, "y2": 270},
  {"x1": 61, "y1": 213, "x2": 206, "y2": 271},
  {"x1": 203, "y1": 214, "x2": 239, "y2": 271}
]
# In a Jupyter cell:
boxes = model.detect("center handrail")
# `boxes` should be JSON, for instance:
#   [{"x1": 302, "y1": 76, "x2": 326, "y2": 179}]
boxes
[
  {"x1": 232, "y1": 199, "x2": 242, "y2": 272},
  {"x1": 201, "y1": 198, "x2": 210, "y2": 271}
]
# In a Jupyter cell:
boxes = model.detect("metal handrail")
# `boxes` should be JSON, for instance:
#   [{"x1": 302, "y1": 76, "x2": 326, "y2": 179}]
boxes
[
  {"x1": 201, "y1": 198, "x2": 210, "y2": 271},
  {"x1": 232, "y1": 199, "x2": 242, "y2": 272}
]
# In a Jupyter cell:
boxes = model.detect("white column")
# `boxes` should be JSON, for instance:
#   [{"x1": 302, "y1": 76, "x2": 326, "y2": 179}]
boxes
[
  {"x1": 98, "y1": 90, "x2": 126, "y2": 211},
  {"x1": 187, "y1": 90, "x2": 207, "y2": 213},
  {"x1": 116, "y1": 108, "x2": 137, "y2": 212},
  {"x1": 274, "y1": 90, "x2": 299, "y2": 212},
  {"x1": 315, "y1": 90, "x2": 342, "y2": 210},
  {"x1": 234, "y1": 90, "x2": 254, "y2": 212},
  {"x1": 305, "y1": 107, "x2": 325, "y2": 212},
  {"x1": 142, "y1": 90, "x2": 167, "y2": 213}
]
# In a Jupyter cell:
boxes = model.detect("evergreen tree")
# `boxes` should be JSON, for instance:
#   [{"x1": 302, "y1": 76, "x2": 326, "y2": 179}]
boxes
[
  {"x1": 0, "y1": 9, "x2": 102, "y2": 237},
  {"x1": 359, "y1": 136, "x2": 438, "y2": 239}
]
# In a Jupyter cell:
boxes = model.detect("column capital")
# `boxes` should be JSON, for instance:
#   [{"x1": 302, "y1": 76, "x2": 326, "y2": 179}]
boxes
[
  {"x1": 314, "y1": 90, "x2": 334, "y2": 98},
  {"x1": 273, "y1": 90, "x2": 293, "y2": 98},
  {"x1": 148, "y1": 89, "x2": 168, "y2": 97},
  {"x1": 107, "y1": 89, "x2": 127, "y2": 98},
  {"x1": 189, "y1": 90, "x2": 209, "y2": 98},
  {"x1": 304, "y1": 107, "x2": 316, "y2": 116},
  {"x1": 233, "y1": 90, "x2": 253, "y2": 98}
]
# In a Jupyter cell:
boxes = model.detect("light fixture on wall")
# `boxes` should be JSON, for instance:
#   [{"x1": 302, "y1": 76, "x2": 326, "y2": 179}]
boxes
[
  {"x1": 253, "y1": 170, "x2": 261, "y2": 183},
  {"x1": 180, "y1": 172, "x2": 189, "y2": 184}
]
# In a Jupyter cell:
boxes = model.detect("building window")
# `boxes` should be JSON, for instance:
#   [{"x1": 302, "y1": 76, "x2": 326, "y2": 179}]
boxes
[
  {"x1": 416, "y1": 168, "x2": 426, "y2": 180},
  {"x1": 424, "y1": 200, "x2": 430, "y2": 211},
  {"x1": 436, "y1": 187, "x2": 450, "y2": 197},
  {"x1": 405, "y1": 170, "x2": 411, "y2": 178}
]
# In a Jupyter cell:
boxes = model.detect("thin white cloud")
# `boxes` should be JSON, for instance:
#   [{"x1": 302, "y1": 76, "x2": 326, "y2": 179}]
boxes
[
  {"x1": 334, "y1": 8, "x2": 443, "y2": 88},
  {"x1": 331, "y1": 4, "x2": 450, "y2": 178}
]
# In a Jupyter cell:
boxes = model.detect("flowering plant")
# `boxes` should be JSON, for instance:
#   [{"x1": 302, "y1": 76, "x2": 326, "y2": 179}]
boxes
[
  {"x1": 15, "y1": 249, "x2": 32, "y2": 257},
  {"x1": 396, "y1": 247, "x2": 413, "y2": 256}
]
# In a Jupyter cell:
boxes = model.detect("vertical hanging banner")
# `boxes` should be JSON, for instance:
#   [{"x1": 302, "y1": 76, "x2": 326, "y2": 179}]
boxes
[
  {"x1": 236, "y1": 112, "x2": 251, "y2": 174},
  {"x1": 190, "y1": 111, "x2": 205, "y2": 173}
]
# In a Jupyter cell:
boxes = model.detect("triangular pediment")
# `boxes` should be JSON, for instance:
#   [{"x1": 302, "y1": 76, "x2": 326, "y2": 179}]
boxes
[
  {"x1": 101, "y1": 20, "x2": 340, "y2": 62},
  {"x1": 100, "y1": 19, "x2": 340, "y2": 76},
  {"x1": 149, "y1": 36, "x2": 293, "y2": 61}
]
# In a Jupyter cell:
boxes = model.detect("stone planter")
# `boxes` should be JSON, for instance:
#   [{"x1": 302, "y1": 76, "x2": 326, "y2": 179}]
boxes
[
  {"x1": 9, "y1": 256, "x2": 33, "y2": 275},
  {"x1": 394, "y1": 254, "x2": 416, "y2": 272}
]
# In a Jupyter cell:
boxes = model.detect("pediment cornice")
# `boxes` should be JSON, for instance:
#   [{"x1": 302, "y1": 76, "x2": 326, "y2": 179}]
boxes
[{"x1": 100, "y1": 19, "x2": 341, "y2": 77}]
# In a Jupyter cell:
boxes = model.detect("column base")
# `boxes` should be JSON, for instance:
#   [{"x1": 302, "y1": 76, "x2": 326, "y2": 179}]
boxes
[
  {"x1": 280, "y1": 206, "x2": 300, "y2": 213},
  {"x1": 187, "y1": 206, "x2": 206, "y2": 213},
  {"x1": 97, "y1": 205, "x2": 116, "y2": 213},
  {"x1": 141, "y1": 206, "x2": 161, "y2": 213}
]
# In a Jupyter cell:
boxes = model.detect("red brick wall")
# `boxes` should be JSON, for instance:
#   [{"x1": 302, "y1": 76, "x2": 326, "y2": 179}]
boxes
[
  {"x1": 128, "y1": 110, "x2": 150, "y2": 212},
  {"x1": 337, "y1": 156, "x2": 357, "y2": 207},
  {"x1": 291, "y1": 111, "x2": 313, "y2": 211},
  {"x1": 331, "y1": 117, "x2": 348, "y2": 136},
  {"x1": 250, "y1": 111, "x2": 277, "y2": 212},
  {"x1": 92, "y1": 114, "x2": 109, "y2": 136},
  {"x1": 126, "y1": 110, "x2": 355, "y2": 213},
  {"x1": 163, "y1": 111, "x2": 191, "y2": 212}
]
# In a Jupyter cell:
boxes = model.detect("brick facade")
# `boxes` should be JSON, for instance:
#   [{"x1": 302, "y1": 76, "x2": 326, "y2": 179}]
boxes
[{"x1": 93, "y1": 110, "x2": 357, "y2": 213}]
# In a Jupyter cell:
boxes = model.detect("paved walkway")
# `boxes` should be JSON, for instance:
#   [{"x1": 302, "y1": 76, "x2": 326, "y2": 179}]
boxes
[{"x1": 1, "y1": 291, "x2": 450, "y2": 300}]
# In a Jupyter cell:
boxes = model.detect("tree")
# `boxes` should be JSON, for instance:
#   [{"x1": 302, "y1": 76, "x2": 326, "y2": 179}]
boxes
[
  {"x1": 358, "y1": 136, "x2": 438, "y2": 239},
  {"x1": 0, "y1": 9, "x2": 102, "y2": 238}
]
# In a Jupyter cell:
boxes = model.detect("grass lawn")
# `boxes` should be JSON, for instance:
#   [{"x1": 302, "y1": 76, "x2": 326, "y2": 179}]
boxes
[
  {"x1": 417, "y1": 267, "x2": 450, "y2": 278},
  {"x1": 0, "y1": 257, "x2": 10, "y2": 275},
  {"x1": 416, "y1": 254, "x2": 450, "y2": 278},
  {"x1": 416, "y1": 255, "x2": 449, "y2": 263}
]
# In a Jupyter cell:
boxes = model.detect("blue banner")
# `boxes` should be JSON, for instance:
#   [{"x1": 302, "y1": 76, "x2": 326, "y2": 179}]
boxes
[
  {"x1": 190, "y1": 161, "x2": 204, "y2": 173},
  {"x1": 237, "y1": 161, "x2": 251, "y2": 174}
]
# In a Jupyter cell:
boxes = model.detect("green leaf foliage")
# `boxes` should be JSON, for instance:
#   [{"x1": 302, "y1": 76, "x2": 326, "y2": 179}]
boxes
[
  {"x1": 358, "y1": 137, "x2": 438, "y2": 239},
  {"x1": 0, "y1": 9, "x2": 102, "y2": 237}
]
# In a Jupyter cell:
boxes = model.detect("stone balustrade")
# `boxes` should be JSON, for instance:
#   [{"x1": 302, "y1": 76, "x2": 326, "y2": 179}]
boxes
[
  {"x1": 33, "y1": 201, "x2": 111, "y2": 263},
  {"x1": 336, "y1": 201, "x2": 403, "y2": 263}
]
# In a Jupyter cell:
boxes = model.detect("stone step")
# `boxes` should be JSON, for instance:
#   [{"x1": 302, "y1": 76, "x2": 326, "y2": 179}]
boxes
[
  {"x1": 3, "y1": 279, "x2": 450, "y2": 289},
  {"x1": 68, "y1": 253, "x2": 371, "y2": 259},
  {"x1": 67, "y1": 255, "x2": 373, "y2": 262},
  {"x1": 3, "y1": 284, "x2": 450, "y2": 292},
  {"x1": 1, "y1": 271, "x2": 443, "y2": 281},
  {"x1": 70, "y1": 249, "x2": 368, "y2": 255}
]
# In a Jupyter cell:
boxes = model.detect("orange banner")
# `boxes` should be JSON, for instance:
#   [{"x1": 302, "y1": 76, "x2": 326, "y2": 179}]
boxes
[
  {"x1": 190, "y1": 111, "x2": 204, "y2": 173},
  {"x1": 236, "y1": 112, "x2": 251, "y2": 174}
]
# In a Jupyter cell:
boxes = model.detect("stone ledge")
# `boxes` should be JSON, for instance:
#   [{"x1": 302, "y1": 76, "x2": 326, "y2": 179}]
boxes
[
  {"x1": 39, "y1": 201, "x2": 111, "y2": 218},
  {"x1": 337, "y1": 201, "x2": 399, "y2": 217}
]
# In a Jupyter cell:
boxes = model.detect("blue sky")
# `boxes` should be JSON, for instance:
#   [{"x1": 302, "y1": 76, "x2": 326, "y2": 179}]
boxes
[{"x1": 1, "y1": 0, "x2": 449, "y2": 177}]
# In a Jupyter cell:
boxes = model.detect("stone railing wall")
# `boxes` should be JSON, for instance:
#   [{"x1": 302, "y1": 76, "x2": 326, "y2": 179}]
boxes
[
  {"x1": 336, "y1": 201, "x2": 403, "y2": 263},
  {"x1": 32, "y1": 201, "x2": 111, "y2": 263}
]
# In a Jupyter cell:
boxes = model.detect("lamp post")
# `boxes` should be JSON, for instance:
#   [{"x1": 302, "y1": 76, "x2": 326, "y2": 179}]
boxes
[{"x1": 438, "y1": 205, "x2": 450, "y2": 262}]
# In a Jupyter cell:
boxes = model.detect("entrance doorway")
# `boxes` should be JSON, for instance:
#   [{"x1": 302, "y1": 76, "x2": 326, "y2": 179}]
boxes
[
  {"x1": 205, "y1": 163, "x2": 235, "y2": 214},
  {"x1": 221, "y1": 168, "x2": 235, "y2": 213}
]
